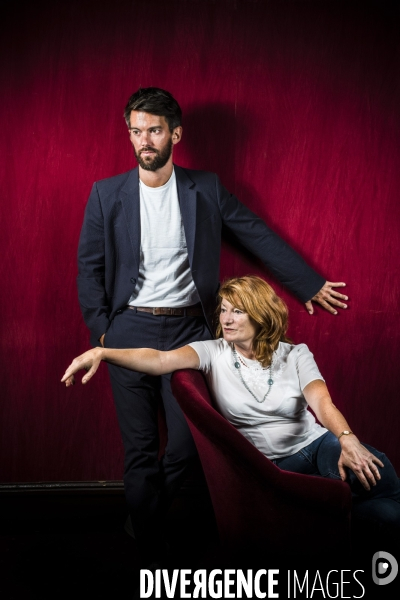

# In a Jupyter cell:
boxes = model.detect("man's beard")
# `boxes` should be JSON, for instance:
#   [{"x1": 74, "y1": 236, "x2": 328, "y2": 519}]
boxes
[{"x1": 135, "y1": 137, "x2": 173, "y2": 171}]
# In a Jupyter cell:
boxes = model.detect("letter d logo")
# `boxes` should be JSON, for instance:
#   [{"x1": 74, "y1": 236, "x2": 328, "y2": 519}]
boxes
[{"x1": 372, "y1": 551, "x2": 398, "y2": 586}]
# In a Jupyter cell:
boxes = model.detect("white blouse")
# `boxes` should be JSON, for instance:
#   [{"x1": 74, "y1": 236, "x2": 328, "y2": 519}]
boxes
[{"x1": 188, "y1": 339, "x2": 328, "y2": 460}]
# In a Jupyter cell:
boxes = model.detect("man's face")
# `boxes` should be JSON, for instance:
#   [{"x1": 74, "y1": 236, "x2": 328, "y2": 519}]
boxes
[{"x1": 128, "y1": 111, "x2": 181, "y2": 172}]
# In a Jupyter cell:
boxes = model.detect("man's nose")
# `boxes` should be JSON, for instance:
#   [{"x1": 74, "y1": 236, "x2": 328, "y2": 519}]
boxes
[{"x1": 140, "y1": 132, "x2": 151, "y2": 146}]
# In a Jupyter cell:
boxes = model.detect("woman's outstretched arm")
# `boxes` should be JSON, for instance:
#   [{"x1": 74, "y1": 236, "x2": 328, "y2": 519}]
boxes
[
  {"x1": 61, "y1": 346, "x2": 200, "y2": 387},
  {"x1": 304, "y1": 380, "x2": 384, "y2": 491}
]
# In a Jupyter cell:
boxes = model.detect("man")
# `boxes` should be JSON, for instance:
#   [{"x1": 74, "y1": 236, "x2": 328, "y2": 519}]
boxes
[{"x1": 77, "y1": 87, "x2": 348, "y2": 565}]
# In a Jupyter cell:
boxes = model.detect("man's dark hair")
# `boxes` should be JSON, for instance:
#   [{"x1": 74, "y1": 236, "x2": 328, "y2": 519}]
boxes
[{"x1": 123, "y1": 87, "x2": 182, "y2": 132}]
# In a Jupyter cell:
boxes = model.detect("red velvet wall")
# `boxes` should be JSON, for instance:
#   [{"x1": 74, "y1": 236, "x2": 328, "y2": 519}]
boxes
[{"x1": 1, "y1": 0, "x2": 399, "y2": 482}]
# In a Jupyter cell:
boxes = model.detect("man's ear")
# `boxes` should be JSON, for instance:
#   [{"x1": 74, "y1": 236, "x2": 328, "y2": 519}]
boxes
[{"x1": 172, "y1": 126, "x2": 182, "y2": 145}]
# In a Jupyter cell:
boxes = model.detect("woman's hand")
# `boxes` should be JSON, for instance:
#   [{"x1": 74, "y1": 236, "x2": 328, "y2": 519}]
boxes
[
  {"x1": 303, "y1": 380, "x2": 384, "y2": 491},
  {"x1": 338, "y1": 435, "x2": 384, "y2": 490},
  {"x1": 61, "y1": 348, "x2": 104, "y2": 387}
]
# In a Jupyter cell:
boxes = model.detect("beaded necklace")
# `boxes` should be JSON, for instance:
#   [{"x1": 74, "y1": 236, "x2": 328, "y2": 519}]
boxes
[{"x1": 232, "y1": 346, "x2": 274, "y2": 403}]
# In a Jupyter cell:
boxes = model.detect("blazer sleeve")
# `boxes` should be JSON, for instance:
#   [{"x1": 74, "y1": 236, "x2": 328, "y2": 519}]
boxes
[
  {"x1": 77, "y1": 182, "x2": 111, "y2": 346},
  {"x1": 215, "y1": 175, "x2": 325, "y2": 302}
]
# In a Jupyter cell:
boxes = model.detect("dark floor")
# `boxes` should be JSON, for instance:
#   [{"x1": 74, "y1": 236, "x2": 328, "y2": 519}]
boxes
[
  {"x1": 2, "y1": 474, "x2": 400, "y2": 599},
  {"x1": 0, "y1": 471, "x2": 220, "y2": 600}
]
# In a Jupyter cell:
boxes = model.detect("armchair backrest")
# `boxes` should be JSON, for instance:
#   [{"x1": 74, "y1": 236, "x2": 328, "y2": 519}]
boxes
[{"x1": 171, "y1": 368, "x2": 352, "y2": 558}]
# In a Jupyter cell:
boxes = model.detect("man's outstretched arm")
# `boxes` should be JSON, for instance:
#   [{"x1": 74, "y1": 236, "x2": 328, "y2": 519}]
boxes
[{"x1": 216, "y1": 175, "x2": 349, "y2": 315}]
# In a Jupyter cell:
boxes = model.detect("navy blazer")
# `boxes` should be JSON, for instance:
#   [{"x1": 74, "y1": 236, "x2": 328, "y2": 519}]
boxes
[{"x1": 77, "y1": 165, "x2": 324, "y2": 346}]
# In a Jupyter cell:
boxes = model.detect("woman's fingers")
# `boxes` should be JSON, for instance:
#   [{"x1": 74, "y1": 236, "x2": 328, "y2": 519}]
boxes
[{"x1": 61, "y1": 350, "x2": 102, "y2": 386}]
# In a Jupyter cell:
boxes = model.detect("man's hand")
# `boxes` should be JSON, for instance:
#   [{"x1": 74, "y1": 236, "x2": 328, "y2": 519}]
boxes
[{"x1": 305, "y1": 281, "x2": 348, "y2": 315}]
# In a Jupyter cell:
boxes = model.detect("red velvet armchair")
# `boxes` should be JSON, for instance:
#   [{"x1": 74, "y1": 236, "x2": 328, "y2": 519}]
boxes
[{"x1": 171, "y1": 368, "x2": 352, "y2": 562}]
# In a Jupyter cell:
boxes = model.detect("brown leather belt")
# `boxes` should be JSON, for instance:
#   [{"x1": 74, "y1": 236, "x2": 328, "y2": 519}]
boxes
[{"x1": 127, "y1": 304, "x2": 204, "y2": 317}]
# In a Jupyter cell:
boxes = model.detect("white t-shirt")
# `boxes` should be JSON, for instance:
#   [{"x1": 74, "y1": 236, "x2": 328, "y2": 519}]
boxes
[
  {"x1": 129, "y1": 169, "x2": 200, "y2": 307},
  {"x1": 188, "y1": 339, "x2": 328, "y2": 459}
]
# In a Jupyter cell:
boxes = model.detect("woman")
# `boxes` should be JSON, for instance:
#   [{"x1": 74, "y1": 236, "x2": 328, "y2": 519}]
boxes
[{"x1": 62, "y1": 275, "x2": 400, "y2": 537}]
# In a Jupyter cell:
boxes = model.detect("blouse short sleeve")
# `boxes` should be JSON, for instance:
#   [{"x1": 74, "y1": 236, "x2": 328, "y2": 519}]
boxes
[
  {"x1": 188, "y1": 339, "x2": 225, "y2": 374},
  {"x1": 295, "y1": 343, "x2": 325, "y2": 391}
]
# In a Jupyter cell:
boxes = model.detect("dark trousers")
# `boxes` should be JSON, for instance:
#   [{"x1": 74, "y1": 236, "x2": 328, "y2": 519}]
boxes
[
  {"x1": 275, "y1": 431, "x2": 400, "y2": 550},
  {"x1": 104, "y1": 307, "x2": 212, "y2": 560}
]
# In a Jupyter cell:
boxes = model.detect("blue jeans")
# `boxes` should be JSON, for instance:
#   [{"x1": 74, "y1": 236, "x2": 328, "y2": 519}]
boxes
[{"x1": 274, "y1": 432, "x2": 400, "y2": 536}]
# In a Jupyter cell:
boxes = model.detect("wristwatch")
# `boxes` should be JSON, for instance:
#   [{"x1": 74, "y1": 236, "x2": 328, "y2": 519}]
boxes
[{"x1": 337, "y1": 430, "x2": 353, "y2": 440}]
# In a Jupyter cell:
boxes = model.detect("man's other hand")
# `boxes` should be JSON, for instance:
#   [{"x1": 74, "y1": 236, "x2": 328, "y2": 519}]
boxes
[{"x1": 305, "y1": 281, "x2": 348, "y2": 315}]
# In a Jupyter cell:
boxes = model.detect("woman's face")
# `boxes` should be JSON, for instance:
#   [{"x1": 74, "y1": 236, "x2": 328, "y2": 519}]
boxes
[{"x1": 219, "y1": 297, "x2": 258, "y2": 347}]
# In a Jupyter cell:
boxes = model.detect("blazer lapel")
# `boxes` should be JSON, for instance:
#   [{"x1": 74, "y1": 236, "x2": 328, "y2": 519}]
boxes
[
  {"x1": 175, "y1": 165, "x2": 197, "y2": 267},
  {"x1": 119, "y1": 165, "x2": 197, "y2": 270},
  {"x1": 120, "y1": 167, "x2": 141, "y2": 269}
]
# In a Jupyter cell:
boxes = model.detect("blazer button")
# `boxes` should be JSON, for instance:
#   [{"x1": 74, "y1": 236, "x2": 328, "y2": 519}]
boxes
[{"x1": 130, "y1": 278, "x2": 136, "y2": 284}]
